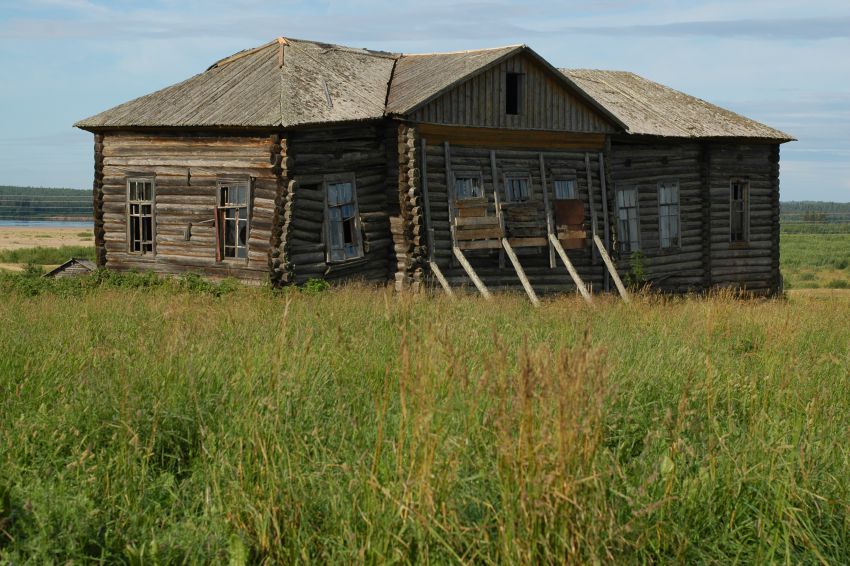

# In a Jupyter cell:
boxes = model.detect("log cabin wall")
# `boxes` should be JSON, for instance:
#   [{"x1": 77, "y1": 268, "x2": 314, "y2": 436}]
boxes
[
  {"x1": 283, "y1": 123, "x2": 393, "y2": 285},
  {"x1": 707, "y1": 142, "x2": 780, "y2": 295},
  {"x1": 420, "y1": 136, "x2": 607, "y2": 293},
  {"x1": 93, "y1": 134, "x2": 106, "y2": 267},
  {"x1": 410, "y1": 53, "x2": 616, "y2": 133},
  {"x1": 100, "y1": 131, "x2": 278, "y2": 282},
  {"x1": 608, "y1": 140, "x2": 706, "y2": 292}
]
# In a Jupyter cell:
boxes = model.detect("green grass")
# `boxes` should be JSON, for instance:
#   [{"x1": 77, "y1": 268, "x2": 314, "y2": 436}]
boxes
[
  {"x1": 0, "y1": 245, "x2": 95, "y2": 265},
  {"x1": 2, "y1": 271, "x2": 850, "y2": 563},
  {"x1": 781, "y1": 232, "x2": 850, "y2": 289}
]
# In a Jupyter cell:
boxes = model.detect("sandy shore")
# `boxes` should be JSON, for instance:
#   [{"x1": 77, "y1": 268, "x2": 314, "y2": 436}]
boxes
[{"x1": 0, "y1": 226, "x2": 94, "y2": 251}]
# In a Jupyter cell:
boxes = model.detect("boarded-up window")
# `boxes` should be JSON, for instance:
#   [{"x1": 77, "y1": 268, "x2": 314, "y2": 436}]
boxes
[
  {"x1": 127, "y1": 178, "x2": 154, "y2": 254},
  {"x1": 504, "y1": 174, "x2": 531, "y2": 203},
  {"x1": 616, "y1": 187, "x2": 639, "y2": 253},
  {"x1": 454, "y1": 174, "x2": 484, "y2": 200},
  {"x1": 216, "y1": 181, "x2": 250, "y2": 261},
  {"x1": 506, "y1": 72, "x2": 523, "y2": 115},
  {"x1": 325, "y1": 176, "x2": 363, "y2": 263},
  {"x1": 658, "y1": 181, "x2": 680, "y2": 249},
  {"x1": 554, "y1": 179, "x2": 577, "y2": 200},
  {"x1": 730, "y1": 178, "x2": 750, "y2": 243}
]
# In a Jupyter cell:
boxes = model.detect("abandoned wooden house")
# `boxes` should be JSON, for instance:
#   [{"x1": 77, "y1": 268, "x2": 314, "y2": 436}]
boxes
[{"x1": 75, "y1": 37, "x2": 793, "y2": 299}]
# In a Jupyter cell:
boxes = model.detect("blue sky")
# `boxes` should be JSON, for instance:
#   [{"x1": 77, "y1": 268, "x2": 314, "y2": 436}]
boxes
[{"x1": 0, "y1": 0, "x2": 848, "y2": 201}]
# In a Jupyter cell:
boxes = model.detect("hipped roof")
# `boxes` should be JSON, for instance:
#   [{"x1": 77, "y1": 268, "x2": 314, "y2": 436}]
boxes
[{"x1": 76, "y1": 36, "x2": 793, "y2": 142}]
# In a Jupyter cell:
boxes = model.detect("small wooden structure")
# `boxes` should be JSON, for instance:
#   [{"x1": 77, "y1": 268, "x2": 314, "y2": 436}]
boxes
[
  {"x1": 45, "y1": 258, "x2": 96, "y2": 278},
  {"x1": 75, "y1": 37, "x2": 793, "y2": 299}
]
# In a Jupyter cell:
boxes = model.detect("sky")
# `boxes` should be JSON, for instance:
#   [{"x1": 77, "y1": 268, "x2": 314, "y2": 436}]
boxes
[{"x1": 0, "y1": 0, "x2": 848, "y2": 201}]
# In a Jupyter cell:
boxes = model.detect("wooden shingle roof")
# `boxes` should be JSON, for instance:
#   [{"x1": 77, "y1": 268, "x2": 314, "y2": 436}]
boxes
[
  {"x1": 563, "y1": 69, "x2": 794, "y2": 141},
  {"x1": 76, "y1": 38, "x2": 397, "y2": 129}
]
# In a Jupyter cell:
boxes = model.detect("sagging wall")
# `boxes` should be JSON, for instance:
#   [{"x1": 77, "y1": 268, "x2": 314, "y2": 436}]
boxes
[
  {"x1": 100, "y1": 132, "x2": 278, "y2": 282},
  {"x1": 608, "y1": 139, "x2": 781, "y2": 294},
  {"x1": 281, "y1": 124, "x2": 393, "y2": 284},
  {"x1": 411, "y1": 131, "x2": 609, "y2": 293}
]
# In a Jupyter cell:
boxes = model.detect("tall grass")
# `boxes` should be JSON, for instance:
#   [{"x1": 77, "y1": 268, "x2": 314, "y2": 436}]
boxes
[
  {"x1": 2, "y1": 282, "x2": 850, "y2": 563},
  {"x1": 0, "y1": 245, "x2": 95, "y2": 265}
]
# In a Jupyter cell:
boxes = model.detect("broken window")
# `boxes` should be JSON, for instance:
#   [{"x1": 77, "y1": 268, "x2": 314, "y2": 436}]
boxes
[
  {"x1": 127, "y1": 178, "x2": 154, "y2": 254},
  {"x1": 454, "y1": 174, "x2": 484, "y2": 200},
  {"x1": 506, "y1": 72, "x2": 522, "y2": 115},
  {"x1": 616, "y1": 187, "x2": 639, "y2": 253},
  {"x1": 730, "y1": 178, "x2": 750, "y2": 243},
  {"x1": 504, "y1": 174, "x2": 531, "y2": 202},
  {"x1": 325, "y1": 177, "x2": 363, "y2": 263},
  {"x1": 216, "y1": 181, "x2": 250, "y2": 260},
  {"x1": 658, "y1": 181, "x2": 680, "y2": 249},
  {"x1": 553, "y1": 179, "x2": 577, "y2": 200}
]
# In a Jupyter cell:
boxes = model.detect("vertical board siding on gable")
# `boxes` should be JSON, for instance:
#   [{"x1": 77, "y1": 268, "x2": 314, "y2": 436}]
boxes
[
  {"x1": 422, "y1": 143, "x2": 606, "y2": 292},
  {"x1": 708, "y1": 143, "x2": 778, "y2": 293},
  {"x1": 100, "y1": 132, "x2": 276, "y2": 282},
  {"x1": 609, "y1": 141, "x2": 705, "y2": 292},
  {"x1": 411, "y1": 54, "x2": 615, "y2": 133},
  {"x1": 285, "y1": 124, "x2": 391, "y2": 284}
]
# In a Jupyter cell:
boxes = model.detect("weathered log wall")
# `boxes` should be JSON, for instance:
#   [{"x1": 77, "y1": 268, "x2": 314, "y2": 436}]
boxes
[
  {"x1": 100, "y1": 132, "x2": 277, "y2": 282},
  {"x1": 283, "y1": 124, "x2": 392, "y2": 284},
  {"x1": 608, "y1": 139, "x2": 781, "y2": 295},
  {"x1": 411, "y1": 53, "x2": 615, "y2": 133},
  {"x1": 93, "y1": 134, "x2": 106, "y2": 267},
  {"x1": 420, "y1": 139, "x2": 607, "y2": 293}
]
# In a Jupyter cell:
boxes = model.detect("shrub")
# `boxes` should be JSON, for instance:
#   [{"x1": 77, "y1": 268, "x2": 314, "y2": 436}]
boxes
[{"x1": 302, "y1": 278, "x2": 330, "y2": 294}]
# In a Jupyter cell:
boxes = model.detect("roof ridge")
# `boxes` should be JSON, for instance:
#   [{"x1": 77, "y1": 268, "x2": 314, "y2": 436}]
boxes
[{"x1": 402, "y1": 44, "x2": 523, "y2": 57}]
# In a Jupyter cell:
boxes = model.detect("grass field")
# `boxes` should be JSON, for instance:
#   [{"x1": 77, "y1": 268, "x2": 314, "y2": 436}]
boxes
[
  {"x1": 2, "y1": 271, "x2": 850, "y2": 563},
  {"x1": 780, "y1": 232, "x2": 850, "y2": 289}
]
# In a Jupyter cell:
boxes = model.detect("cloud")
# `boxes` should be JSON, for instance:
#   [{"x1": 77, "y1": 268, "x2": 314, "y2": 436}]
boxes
[{"x1": 561, "y1": 16, "x2": 850, "y2": 41}]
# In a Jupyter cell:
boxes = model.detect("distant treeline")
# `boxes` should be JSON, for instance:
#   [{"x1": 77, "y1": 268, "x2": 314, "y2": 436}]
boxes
[
  {"x1": 780, "y1": 201, "x2": 850, "y2": 233},
  {"x1": 0, "y1": 186, "x2": 92, "y2": 220}
]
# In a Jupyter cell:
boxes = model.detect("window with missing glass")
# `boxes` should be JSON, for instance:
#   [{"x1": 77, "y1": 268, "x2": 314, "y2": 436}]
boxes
[
  {"x1": 216, "y1": 181, "x2": 250, "y2": 261},
  {"x1": 730, "y1": 178, "x2": 750, "y2": 243},
  {"x1": 504, "y1": 174, "x2": 531, "y2": 202},
  {"x1": 453, "y1": 173, "x2": 484, "y2": 200},
  {"x1": 325, "y1": 176, "x2": 363, "y2": 263},
  {"x1": 127, "y1": 178, "x2": 155, "y2": 254},
  {"x1": 616, "y1": 187, "x2": 640, "y2": 253},
  {"x1": 553, "y1": 179, "x2": 577, "y2": 200},
  {"x1": 658, "y1": 181, "x2": 680, "y2": 249}
]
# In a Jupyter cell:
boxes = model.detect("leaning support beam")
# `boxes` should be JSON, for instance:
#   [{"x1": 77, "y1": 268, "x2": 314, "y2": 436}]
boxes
[
  {"x1": 428, "y1": 261, "x2": 455, "y2": 298},
  {"x1": 549, "y1": 233, "x2": 593, "y2": 305},
  {"x1": 593, "y1": 234, "x2": 630, "y2": 303},
  {"x1": 502, "y1": 239, "x2": 540, "y2": 306},
  {"x1": 452, "y1": 247, "x2": 492, "y2": 300}
]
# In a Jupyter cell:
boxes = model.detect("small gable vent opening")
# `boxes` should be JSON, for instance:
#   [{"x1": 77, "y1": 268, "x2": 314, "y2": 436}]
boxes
[{"x1": 506, "y1": 72, "x2": 522, "y2": 115}]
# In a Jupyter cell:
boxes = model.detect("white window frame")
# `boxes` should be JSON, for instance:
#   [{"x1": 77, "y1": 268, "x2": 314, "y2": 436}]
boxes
[
  {"x1": 452, "y1": 170, "x2": 485, "y2": 201},
  {"x1": 323, "y1": 173, "x2": 364, "y2": 264},
  {"x1": 215, "y1": 179, "x2": 252, "y2": 263},
  {"x1": 657, "y1": 180, "x2": 681, "y2": 249},
  {"x1": 730, "y1": 177, "x2": 750, "y2": 244},
  {"x1": 503, "y1": 173, "x2": 532, "y2": 203},
  {"x1": 553, "y1": 178, "x2": 577, "y2": 200},
  {"x1": 616, "y1": 186, "x2": 640, "y2": 253},
  {"x1": 126, "y1": 177, "x2": 155, "y2": 255}
]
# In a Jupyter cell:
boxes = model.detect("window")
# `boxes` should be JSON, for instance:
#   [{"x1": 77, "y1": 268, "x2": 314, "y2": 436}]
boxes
[
  {"x1": 730, "y1": 178, "x2": 750, "y2": 243},
  {"x1": 504, "y1": 174, "x2": 531, "y2": 202},
  {"x1": 616, "y1": 187, "x2": 639, "y2": 253},
  {"x1": 454, "y1": 173, "x2": 484, "y2": 200},
  {"x1": 127, "y1": 178, "x2": 154, "y2": 254},
  {"x1": 506, "y1": 72, "x2": 522, "y2": 115},
  {"x1": 325, "y1": 177, "x2": 363, "y2": 263},
  {"x1": 216, "y1": 181, "x2": 250, "y2": 261},
  {"x1": 657, "y1": 181, "x2": 680, "y2": 249},
  {"x1": 553, "y1": 179, "x2": 577, "y2": 200}
]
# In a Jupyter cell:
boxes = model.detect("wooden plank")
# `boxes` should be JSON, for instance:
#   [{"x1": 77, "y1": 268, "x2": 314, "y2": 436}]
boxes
[
  {"x1": 598, "y1": 151, "x2": 611, "y2": 291},
  {"x1": 508, "y1": 237, "x2": 547, "y2": 247},
  {"x1": 455, "y1": 216, "x2": 501, "y2": 227},
  {"x1": 456, "y1": 240, "x2": 504, "y2": 250},
  {"x1": 593, "y1": 234, "x2": 629, "y2": 303},
  {"x1": 417, "y1": 124, "x2": 606, "y2": 151},
  {"x1": 490, "y1": 150, "x2": 506, "y2": 269},
  {"x1": 585, "y1": 152, "x2": 598, "y2": 265},
  {"x1": 539, "y1": 153, "x2": 555, "y2": 268},
  {"x1": 420, "y1": 138, "x2": 436, "y2": 262},
  {"x1": 549, "y1": 233, "x2": 592, "y2": 305},
  {"x1": 445, "y1": 141, "x2": 457, "y2": 267},
  {"x1": 502, "y1": 239, "x2": 540, "y2": 306},
  {"x1": 428, "y1": 261, "x2": 455, "y2": 298},
  {"x1": 452, "y1": 247, "x2": 492, "y2": 299},
  {"x1": 455, "y1": 227, "x2": 503, "y2": 240}
]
